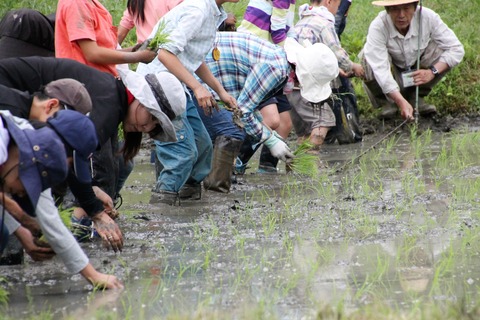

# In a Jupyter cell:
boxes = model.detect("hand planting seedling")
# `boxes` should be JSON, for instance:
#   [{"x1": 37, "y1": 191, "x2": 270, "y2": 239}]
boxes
[
  {"x1": 38, "y1": 207, "x2": 73, "y2": 244},
  {"x1": 218, "y1": 101, "x2": 244, "y2": 129}
]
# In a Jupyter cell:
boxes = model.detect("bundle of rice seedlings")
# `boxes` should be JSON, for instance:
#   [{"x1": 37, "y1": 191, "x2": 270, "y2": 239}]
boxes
[
  {"x1": 147, "y1": 20, "x2": 171, "y2": 50},
  {"x1": 289, "y1": 139, "x2": 319, "y2": 177},
  {"x1": 38, "y1": 207, "x2": 73, "y2": 244}
]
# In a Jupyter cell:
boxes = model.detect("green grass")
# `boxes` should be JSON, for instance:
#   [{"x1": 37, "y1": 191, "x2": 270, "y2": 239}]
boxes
[
  {"x1": 0, "y1": 0, "x2": 477, "y2": 117},
  {"x1": 3, "y1": 1, "x2": 480, "y2": 319}
]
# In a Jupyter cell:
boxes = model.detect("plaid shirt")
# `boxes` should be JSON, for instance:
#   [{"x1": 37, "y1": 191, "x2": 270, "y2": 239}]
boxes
[
  {"x1": 294, "y1": 6, "x2": 352, "y2": 74},
  {"x1": 205, "y1": 32, "x2": 289, "y2": 141},
  {"x1": 137, "y1": 0, "x2": 226, "y2": 76}
]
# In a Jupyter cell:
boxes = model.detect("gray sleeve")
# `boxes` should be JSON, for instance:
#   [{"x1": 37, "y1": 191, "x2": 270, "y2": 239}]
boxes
[
  {"x1": 35, "y1": 189, "x2": 89, "y2": 274},
  {"x1": 2, "y1": 211, "x2": 20, "y2": 235}
]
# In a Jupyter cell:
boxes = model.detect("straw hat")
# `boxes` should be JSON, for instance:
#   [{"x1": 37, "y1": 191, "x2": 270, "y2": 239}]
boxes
[{"x1": 372, "y1": 0, "x2": 418, "y2": 6}]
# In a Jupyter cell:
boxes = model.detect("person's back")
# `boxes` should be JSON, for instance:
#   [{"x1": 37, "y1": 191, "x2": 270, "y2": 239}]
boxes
[
  {"x1": 237, "y1": 0, "x2": 296, "y2": 46},
  {"x1": 205, "y1": 32, "x2": 288, "y2": 100},
  {"x1": 0, "y1": 9, "x2": 55, "y2": 59},
  {"x1": 55, "y1": 0, "x2": 118, "y2": 75}
]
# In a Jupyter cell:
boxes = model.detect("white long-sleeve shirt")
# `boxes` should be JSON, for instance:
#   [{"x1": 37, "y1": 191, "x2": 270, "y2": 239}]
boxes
[{"x1": 363, "y1": 7, "x2": 464, "y2": 94}]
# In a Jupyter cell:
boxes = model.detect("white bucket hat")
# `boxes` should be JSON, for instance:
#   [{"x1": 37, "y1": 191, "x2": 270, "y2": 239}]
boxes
[
  {"x1": 118, "y1": 68, "x2": 186, "y2": 142},
  {"x1": 284, "y1": 37, "x2": 339, "y2": 103}
]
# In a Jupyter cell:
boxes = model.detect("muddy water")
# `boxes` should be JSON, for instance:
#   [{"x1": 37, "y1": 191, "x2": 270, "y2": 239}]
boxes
[{"x1": 2, "y1": 128, "x2": 480, "y2": 319}]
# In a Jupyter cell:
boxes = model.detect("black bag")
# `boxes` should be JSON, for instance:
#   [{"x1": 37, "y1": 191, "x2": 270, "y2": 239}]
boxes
[{"x1": 326, "y1": 76, "x2": 363, "y2": 145}]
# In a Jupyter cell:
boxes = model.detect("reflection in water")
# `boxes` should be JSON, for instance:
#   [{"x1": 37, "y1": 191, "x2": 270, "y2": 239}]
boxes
[{"x1": 2, "y1": 132, "x2": 480, "y2": 318}]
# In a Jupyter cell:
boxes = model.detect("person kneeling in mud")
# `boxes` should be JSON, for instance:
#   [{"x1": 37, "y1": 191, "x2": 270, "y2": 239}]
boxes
[
  {"x1": 198, "y1": 32, "x2": 339, "y2": 191},
  {"x1": 361, "y1": 0, "x2": 464, "y2": 120}
]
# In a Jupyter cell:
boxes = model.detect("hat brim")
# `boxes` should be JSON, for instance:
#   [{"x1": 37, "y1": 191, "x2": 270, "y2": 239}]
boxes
[
  {"x1": 3, "y1": 116, "x2": 43, "y2": 210},
  {"x1": 372, "y1": 0, "x2": 418, "y2": 6},
  {"x1": 297, "y1": 72, "x2": 332, "y2": 103},
  {"x1": 73, "y1": 150, "x2": 92, "y2": 184},
  {"x1": 118, "y1": 68, "x2": 177, "y2": 142},
  {"x1": 284, "y1": 37, "x2": 305, "y2": 65}
]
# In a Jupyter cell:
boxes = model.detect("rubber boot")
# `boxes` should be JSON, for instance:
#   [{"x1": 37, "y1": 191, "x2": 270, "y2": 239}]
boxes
[
  {"x1": 258, "y1": 145, "x2": 279, "y2": 173},
  {"x1": 204, "y1": 135, "x2": 243, "y2": 193},
  {"x1": 236, "y1": 135, "x2": 260, "y2": 173}
]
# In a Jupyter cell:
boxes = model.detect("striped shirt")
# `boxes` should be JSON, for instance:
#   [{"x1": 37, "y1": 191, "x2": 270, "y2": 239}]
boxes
[
  {"x1": 205, "y1": 32, "x2": 289, "y2": 141},
  {"x1": 136, "y1": 0, "x2": 226, "y2": 76},
  {"x1": 294, "y1": 5, "x2": 352, "y2": 74},
  {"x1": 237, "y1": 0, "x2": 296, "y2": 46}
]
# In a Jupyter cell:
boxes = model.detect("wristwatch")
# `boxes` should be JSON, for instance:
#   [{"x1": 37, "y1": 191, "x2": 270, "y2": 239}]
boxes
[{"x1": 430, "y1": 65, "x2": 439, "y2": 77}]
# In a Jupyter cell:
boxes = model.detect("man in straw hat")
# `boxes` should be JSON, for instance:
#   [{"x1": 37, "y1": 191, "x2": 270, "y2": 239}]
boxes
[{"x1": 361, "y1": 0, "x2": 464, "y2": 120}]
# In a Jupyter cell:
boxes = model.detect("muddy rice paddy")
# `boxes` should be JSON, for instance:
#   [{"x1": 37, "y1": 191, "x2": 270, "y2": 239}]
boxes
[{"x1": 2, "y1": 121, "x2": 480, "y2": 319}]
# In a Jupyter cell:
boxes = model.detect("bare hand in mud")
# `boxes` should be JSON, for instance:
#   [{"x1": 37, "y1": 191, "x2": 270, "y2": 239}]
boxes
[
  {"x1": 81, "y1": 264, "x2": 124, "y2": 290},
  {"x1": 26, "y1": 240, "x2": 56, "y2": 261},
  {"x1": 92, "y1": 274, "x2": 124, "y2": 290},
  {"x1": 193, "y1": 86, "x2": 218, "y2": 115},
  {"x1": 399, "y1": 102, "x2": 414, "y2": 121},
  {"x1": 218, "y1": 92, "x2": 237, "y2": 111},
  {"x1": 16, "y1": 227, "x2": 55, "y2": 261},
  {"x1": 20, "y1": 214, "x2": 42, "y2": 237},
  {"x1": 93, "y1": 211, "x2": 123, "y2": 252},
  {"x1": 93, "y1": 186, "x2": 114, "y2": 212}
]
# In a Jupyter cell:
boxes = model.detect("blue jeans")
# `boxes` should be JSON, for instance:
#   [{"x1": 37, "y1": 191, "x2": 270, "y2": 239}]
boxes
[
  {"x1": 197, "y1": 105, "x2": 245, "y2": 143},
  {"x1": 154, "y1": 94, "x2": 213, "y2": 192},
  {"x1": 335, "y1": 0, "x2": 351, "y2": 38}
]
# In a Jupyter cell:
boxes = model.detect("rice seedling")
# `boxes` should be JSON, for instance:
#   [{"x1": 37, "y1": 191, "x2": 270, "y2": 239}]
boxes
[
  {"x1": 144, "y1": 20, "x2": 171, "y2": 51},
  {"x1": 0, "y1": 278, "x2": 9, "y2": 305},
  {"x1": 289, "y1": 139, "x2": 320, "y2": 177},
  {"x1": 38, "y1": 206, "x2": 73, "y2": 243}
]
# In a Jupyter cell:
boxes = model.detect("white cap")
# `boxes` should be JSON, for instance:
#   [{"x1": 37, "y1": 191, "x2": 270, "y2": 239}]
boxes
[
  {"x1": 118, "y1": 68, "x2": 186, "y2": 142},
  {"x1": 284, "y1": 37, "x2": 339, "y2": 103}
]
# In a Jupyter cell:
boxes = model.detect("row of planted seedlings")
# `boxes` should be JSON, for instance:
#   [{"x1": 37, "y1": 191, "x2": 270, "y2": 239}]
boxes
[
  {"x1": 9, "y1": 127, "x2": 480, "y2": 320},
  {"x1": 109, "y1": 127, "x2": 480, "y2": 319}
]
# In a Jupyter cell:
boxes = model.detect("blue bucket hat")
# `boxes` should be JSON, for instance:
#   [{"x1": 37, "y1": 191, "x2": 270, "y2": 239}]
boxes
[
  {"x1": 46, "y1": 110, "x2": 99, "y2": 184},
  {"x1": 2, "y1": 114, "x2": 68, "y2": 212}
]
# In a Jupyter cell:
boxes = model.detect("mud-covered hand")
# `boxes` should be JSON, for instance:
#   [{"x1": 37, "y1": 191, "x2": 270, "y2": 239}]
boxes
[
  {"x1": 15, "y1": 227, "x2": 55, "y2": 261},
  {"x1": 93, "y1": 186, "x2": 114, "y2": 212},
  {"x1": 92, "y1": 211, "x2": 123, "y2": 253},
  {"x1": 192, "y1": 85, "x2": 218, "y2": 116},
  {"x1": 218, "y1": 91, "x2": 238, "y2": 111},
  {"x1": 264, "y1": 131, "x2": 294, "y2": 163}
]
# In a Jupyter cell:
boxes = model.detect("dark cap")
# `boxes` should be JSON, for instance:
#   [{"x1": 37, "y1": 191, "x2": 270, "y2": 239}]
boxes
[
  {"x1": 44, "y1": 79, "x2": 92, "y2": 115},
  {"x1": 47, "y1": 110, "x2": 99, "y2": 184},
  {"x1": 2, "y1": 114, "x2": 68, "y2": 213}
]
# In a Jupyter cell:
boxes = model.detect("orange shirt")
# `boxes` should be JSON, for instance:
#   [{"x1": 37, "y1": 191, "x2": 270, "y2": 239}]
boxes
[{"x1": 55, "y1": 0, "x2": 118, "y2": 76}]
